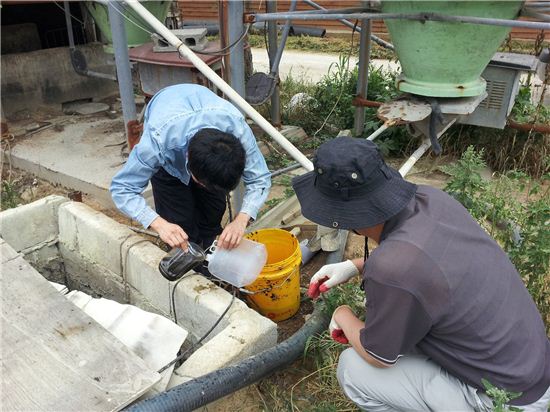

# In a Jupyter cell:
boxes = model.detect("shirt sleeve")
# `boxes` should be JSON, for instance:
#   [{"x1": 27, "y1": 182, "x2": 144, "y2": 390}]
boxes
[
  {"x1": 360, "y1": 279, "x2": 432, "y2": 365},
  {"x1": 109, "y1": 130, "x2": 163, "y2": 228},
  {"x1": 237, "y1": 121, "x2": 271, "y2": 220}
]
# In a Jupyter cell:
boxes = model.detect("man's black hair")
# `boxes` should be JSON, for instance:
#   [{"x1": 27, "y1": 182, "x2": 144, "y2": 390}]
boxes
[{"x1": 188, "y1": 128, "x2": 246, "y2": 192}]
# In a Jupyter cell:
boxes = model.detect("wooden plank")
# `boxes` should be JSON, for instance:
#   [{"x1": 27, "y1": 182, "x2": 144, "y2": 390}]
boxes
[{"x1": 1, "y1": 256, "x2": 160, "y2": 412}]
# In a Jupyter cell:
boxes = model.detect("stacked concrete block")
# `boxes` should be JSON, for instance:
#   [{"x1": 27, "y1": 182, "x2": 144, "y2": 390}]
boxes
[
  {"x1": 0, "y1": 195, "x2": 68, "y2": 252},
  {"x1": 2, "y1": 197, "x2": 279, "y2": 384}
]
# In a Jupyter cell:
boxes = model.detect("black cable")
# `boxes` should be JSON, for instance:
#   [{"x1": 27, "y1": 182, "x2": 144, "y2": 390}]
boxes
[
  {"x1": 159, "y1": 287, "x2": 237, "y2": 374},
  {"x1": 189, "y1": 24, "x2": 252, "y2": 56},
  {"x1": 170, "y1": 273, "x2": 194, "y2": 324}
]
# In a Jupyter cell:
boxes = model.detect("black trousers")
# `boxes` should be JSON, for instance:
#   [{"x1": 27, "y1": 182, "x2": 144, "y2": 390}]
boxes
[{"x1": 151, "y1": 168, "x2": 226, "y2": 249}]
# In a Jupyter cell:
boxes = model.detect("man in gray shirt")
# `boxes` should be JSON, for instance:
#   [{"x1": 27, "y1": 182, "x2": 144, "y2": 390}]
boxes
[{"x1": 293, "y1": 137, "x2": 550, "y2": 411}]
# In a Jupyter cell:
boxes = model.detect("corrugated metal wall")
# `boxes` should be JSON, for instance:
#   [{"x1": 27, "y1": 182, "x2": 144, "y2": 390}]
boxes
[{"x1": 177, "y1": 0, "x2": 547, "y2": 41}]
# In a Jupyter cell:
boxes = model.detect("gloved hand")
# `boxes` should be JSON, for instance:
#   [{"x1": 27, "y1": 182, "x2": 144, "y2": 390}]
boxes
[
  {"x1": 329, "y1": 312, "x2": 349, "y2": 344},
  {"x1": 307, "y1": 260, "x2": 359, "y2": 299}
]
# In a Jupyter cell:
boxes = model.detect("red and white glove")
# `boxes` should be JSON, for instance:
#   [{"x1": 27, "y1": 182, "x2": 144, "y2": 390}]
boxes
[
  {"x1": 329, "y1": 313, "x2": 349, "y2": 344},
  {"x1": 307, "y1": 260, "x2": 360, "y2": 299}
]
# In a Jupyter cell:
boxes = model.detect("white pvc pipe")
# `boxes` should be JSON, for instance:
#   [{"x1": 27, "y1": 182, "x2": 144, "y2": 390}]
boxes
[
  {"x1": 124, "y1": 0, "x2": 314, "y2": 172},
  {"x1": 366, "y1": 123, "x2": 389, "y2": 141},
  {"x1": 398, "y1": 139, "x2": 430, "y2": 177}
]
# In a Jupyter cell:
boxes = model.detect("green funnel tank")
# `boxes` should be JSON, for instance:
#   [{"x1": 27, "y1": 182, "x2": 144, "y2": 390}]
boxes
[
  {"x1": 85, "y1": 1, "x2": 171, "y2": 52},
  {"x1": 381, "y1": 1, "x2": 523, "y2": 97}
]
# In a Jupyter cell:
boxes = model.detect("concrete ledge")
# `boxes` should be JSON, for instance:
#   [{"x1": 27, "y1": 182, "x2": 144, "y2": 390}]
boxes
[
  {"x1": 58, "y1": 202, "x2": 135, "y2": 277},
  {"x1": 169, "y1": 308, "x2": 278, "y2": 386},
  {"x1": 0, "y1": 195, "x2": 68, "y2": 252}
]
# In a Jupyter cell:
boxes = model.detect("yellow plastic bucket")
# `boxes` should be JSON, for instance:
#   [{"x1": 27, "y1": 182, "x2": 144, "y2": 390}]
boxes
[{"x1": 244, "y1": 228, "x2": 301, "y2": 322}]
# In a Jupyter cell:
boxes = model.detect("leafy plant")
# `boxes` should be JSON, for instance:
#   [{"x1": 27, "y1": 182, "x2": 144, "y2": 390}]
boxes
[
  {"x1": 1, "y1": 180, "x2": 20, "y2": 210},
  {"x1": 481, "y1": 379, "x2": 523, "y2": 412}
]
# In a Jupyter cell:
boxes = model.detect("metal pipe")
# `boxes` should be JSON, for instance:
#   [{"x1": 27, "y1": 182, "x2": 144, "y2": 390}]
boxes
[
  {"x1": 124, "y1": 0, "x2": 313, "y2": 171},
  {"x1": 228, "y1": 0, "x2": 246, "y2": 212},
  {"x1": 228, "y1": 0, "x2": 245, "y2": 97},
  {"x1": 63, "y1": 1, "x2": 76, "y2": 49},
  {"x1": 398, "y1": 139, "x2": 430, "y2": 177},
  {"x1": 267, "y1": 0, "x2": 281, "y2": 127},
  {"x1": 270, "y1": 0, "x2": 297, "y2": 75},
  {"x1": 302, "y1": 0, "x2": 394, "y2": 50},
  {"x1": 251, "y1": 11, "x2": 550, "y2": 30},
  {"x1": 66, "y1": 1, "x2": 117, "y2": 81},
  {"x1": 108, "y1": 1, "x2": 137, "y2": 139},
  {"x1": 522, "y1": 8, "x2": 550, "y2": 22},
  {"x1": 507, "y1": 120, "x2": 550, "y2": 134},
  {"x1": 353, "y1": 11, "x2": 371, "y2": 136}
]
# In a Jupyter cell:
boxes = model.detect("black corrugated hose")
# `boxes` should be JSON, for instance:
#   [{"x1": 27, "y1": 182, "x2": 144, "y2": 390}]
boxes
[{"x1": 125, "y1": 303, "x2": 329, "y2": 412}]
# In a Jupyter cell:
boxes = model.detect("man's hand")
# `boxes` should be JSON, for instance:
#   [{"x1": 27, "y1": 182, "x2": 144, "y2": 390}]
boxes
[
  {"x1": 150, "y1": 216, "x2": 189, "y2": 250},
  {"x1": 307, "y1": 260, "x2": 360, "y2": 299},
  {"x1": 329, "y1": 311, "x2": 349, "y2": 344},
  {"x1": 217, "y1": 212, "x2": 250, "y2": 249}
]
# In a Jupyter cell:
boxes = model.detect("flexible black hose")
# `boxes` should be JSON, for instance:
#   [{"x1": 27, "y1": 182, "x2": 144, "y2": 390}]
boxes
[{"x1": 125, "y1": 303, "x2": 329, "y2": 412}]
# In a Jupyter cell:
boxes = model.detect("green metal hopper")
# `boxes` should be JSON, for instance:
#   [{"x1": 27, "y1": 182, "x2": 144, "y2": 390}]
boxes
[
  {"x1": 84, "y1": 1, "x2": 171, "y2": 52},
  {"x1": 381, "y1": 1, "x2": 524, "y2": 97}
]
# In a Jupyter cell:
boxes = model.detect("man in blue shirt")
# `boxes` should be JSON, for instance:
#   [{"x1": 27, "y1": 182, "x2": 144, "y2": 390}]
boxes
[{"x1": 110, "y1": 84, "x2": 271, "y2": 252}]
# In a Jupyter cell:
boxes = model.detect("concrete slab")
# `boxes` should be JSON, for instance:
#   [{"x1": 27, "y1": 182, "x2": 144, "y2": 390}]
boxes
[{"x1": 3, "y1": 116, "x2": 152, "y2": 208}]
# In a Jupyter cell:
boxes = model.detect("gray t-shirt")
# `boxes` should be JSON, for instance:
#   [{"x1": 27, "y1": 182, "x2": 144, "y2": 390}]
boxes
[{"x1": 360, "y1": 185, "x2": 550, "y2": 405}]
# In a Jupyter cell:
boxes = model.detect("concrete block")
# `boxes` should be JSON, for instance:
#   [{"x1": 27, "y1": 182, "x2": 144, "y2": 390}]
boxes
[
  {"x1": 125, "y1": 241, "x2": 171, "y2": 315},
  {"x1": 280, "y1": 125, "x2": 308, "y2": 145},
  {"x1": 60, "y1": 244, "x2": 127, "y2": 303},
  {"x1": 170, "y1": 275, "x2": 249, "y2": 338},
  {"x1": 0, "y1": 195, "x2": 68, "y2": 252},
  {"x1": 169, "y1": 308, "x2": 277, "y2": 385},
  {"x1": 58, "y1": 202, "x2": 136, "y2": 277}
]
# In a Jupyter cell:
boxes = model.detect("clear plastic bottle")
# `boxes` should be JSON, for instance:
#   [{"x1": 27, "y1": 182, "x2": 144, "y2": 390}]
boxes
[{"x1": 206, "y1": 239, "x2": 267, "y2": 287}]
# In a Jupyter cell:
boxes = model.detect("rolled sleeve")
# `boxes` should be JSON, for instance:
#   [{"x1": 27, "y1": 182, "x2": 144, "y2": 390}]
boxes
[
  {"x1": 238, "y1": 122, "x2": 271, "y2": 219},
  {"x1": 110, "y1": 132, "x2": 163, "y2": 228}
]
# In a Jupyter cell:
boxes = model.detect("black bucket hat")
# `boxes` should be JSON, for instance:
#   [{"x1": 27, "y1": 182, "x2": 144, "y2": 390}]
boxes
[{"x1": 292, "y1": 137, "x2": 417, "y2": 230}]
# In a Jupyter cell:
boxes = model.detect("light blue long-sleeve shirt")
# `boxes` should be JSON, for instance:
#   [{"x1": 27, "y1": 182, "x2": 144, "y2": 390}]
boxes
[{"x1": 110, "y1": 84, "x2": 271, "y2": 228}]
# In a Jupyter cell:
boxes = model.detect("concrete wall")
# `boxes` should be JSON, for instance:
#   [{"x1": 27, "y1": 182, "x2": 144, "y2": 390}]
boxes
[
  {"x1": 0, "y1": 196, "x2": 278, "y2": 382},
  {"x1": 1, "y1": 43, "x2": 117, "y2": 118}
]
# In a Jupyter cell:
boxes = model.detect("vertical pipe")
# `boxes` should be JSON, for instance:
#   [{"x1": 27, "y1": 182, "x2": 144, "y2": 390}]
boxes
[
  {"x1": 228, "y1": 0, "x2": 245, "y2": 97},
  {"x1": 227, "y1": 0, "x2": 246, "y2": 212},
  {"x1": 63, "y1": 1, "x2": 75, "y2": 49},
  {"x1": 353, "y1": 14, "x2": 371, "y2": 136},
  {"x1": 107, "y1": 1, "x2": 137, "y2": 140},
  {"x1": 267, "y1": 0, "x2": 281, "y2": 127}
]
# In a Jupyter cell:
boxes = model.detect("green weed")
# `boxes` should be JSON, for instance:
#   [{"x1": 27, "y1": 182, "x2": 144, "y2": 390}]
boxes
[
  {"x1": 1, "y1": 180, "x2": 20, "y2": 210},
  {"x1": 482, "y1": 379, "x2": 523, "y2": 412}
]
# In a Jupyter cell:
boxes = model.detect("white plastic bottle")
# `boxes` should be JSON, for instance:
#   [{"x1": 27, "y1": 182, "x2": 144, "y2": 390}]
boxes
[{"x1": 206, "y1": 238, "x2": 267, "y2": 287}]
